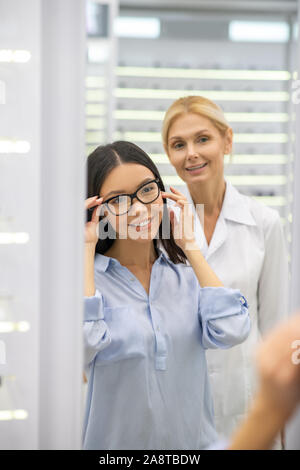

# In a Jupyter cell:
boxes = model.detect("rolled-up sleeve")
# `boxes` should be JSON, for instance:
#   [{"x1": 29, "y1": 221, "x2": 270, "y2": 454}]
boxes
[
  {"x1": 84, "y1": 289, "x2": 111, "y2": 366},
  {"x1": 198, "y1": 287, "x2": 251, "y2": 349}
]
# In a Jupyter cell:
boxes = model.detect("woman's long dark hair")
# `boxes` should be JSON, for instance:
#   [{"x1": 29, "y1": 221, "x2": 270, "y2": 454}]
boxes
[{"x1": 86, "y1": 141, "x2": 187, "y2": 264}]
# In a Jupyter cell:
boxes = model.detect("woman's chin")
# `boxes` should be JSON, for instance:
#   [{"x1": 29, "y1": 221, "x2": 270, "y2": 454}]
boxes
[
  {"x1": 130, "y1": 231, "x2": 159, "y2": 243},
  {"x1": 186, "y1": 172, "x2": 209, "y2": 183}
]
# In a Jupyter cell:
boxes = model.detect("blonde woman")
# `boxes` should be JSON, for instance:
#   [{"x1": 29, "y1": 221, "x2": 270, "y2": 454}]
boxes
[{"x1": 162, "y1": 96, "x2": 289, "y2": 446}]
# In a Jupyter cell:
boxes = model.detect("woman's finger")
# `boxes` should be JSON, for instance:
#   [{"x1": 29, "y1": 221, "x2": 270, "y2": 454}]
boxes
[
  {"x1": 168, "y1": 208, "x2": 176, "y2": 233},
  {"x1": 173, "y1": 200, "x2": 190, "y2": 211},
  {"x1": 161, "y1": 192, "x2": 187, "y2": 203},
  {"x1": 85, "y1": 195, "x2": 98, "y2": 205},
  {"x1": 170, "y1": 186, "x2": 186, "y2": 198},
  {"x1": 85, "y1": 196, "x2": 99, "y2": 210},
  {"x1": 176, "y1": 199, "x2": 188, "y2": 206},
  {"x1": 168, "y1": 207, "x2": 175, "y2": 220},
  {"x1": 85, "y1": 196, "x2": 103, "y2": 210},
  {"x1": 91, "y1": 204, "x2": 101, "y2": 224}
]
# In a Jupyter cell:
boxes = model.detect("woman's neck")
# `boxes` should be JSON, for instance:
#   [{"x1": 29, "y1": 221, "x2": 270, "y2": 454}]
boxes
[
  {"x1": 105, "y1": 239, "x2": 158, "y2": 269},
  {"x1": 188, "y1": 175, "x2": 226, "y2": 216}
]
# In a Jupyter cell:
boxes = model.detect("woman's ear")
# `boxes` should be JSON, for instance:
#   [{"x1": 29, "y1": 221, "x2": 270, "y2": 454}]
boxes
[{"x1": 224, "y1": 127, "x2": 233, "y2": 155}]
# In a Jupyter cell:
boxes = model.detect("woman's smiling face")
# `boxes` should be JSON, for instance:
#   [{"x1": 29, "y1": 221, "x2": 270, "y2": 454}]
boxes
[
  {"x1": 166, "y1": 113, "x2": 232, "y2": 184},
  {"x1": 100, "y1": 163, "x2": 164, "y2": 242}
]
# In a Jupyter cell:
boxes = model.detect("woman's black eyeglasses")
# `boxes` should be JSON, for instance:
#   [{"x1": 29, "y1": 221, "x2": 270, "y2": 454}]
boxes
[{"x1": 89, "y1": 178, "x2": 161, "y2": 216}]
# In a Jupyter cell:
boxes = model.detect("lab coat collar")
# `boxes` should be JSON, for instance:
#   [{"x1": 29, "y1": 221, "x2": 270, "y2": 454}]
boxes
[
  {"x1": 185, "y1": 179, "x2": 256, "y2": 259},
  {"x1": 221, "y1": 180, "x2": 257, "y2": 227},
  {"x1": 186, "y1": 179, "x2": 256, "y2": 227}
]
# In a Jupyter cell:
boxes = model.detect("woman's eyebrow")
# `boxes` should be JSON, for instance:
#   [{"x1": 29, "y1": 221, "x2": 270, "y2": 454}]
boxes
[
  {"x1": 104, "y1": 177, "x2": 154, "y2": 198},
  {"x1": 169, "y1": 129, "x2": 210, "y2": 141}
]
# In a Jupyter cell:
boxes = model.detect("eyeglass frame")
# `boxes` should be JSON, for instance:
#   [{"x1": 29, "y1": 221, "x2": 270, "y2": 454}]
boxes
[{"x1": 95, "y1": 178, "x2": 162, "y2": 216}]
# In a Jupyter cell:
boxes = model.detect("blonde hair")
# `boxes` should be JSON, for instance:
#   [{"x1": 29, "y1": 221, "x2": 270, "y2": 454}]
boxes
[{"x1": 162, "y1": 95, "x2": 231, "y2": 150}]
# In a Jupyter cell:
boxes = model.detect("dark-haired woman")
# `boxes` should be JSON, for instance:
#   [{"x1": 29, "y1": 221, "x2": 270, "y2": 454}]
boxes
[{"x1": 83, "y1": 141, "x2": 250, "y2": 450}]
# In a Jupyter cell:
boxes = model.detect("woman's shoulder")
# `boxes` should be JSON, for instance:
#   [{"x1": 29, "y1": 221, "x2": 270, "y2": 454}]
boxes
[{"x1": 237, "y1": 189, "x2": 282, "y2": 233}]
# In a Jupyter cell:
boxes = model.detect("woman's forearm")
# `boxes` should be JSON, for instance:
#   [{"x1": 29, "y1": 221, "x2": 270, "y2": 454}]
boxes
[
  {"x1": 227, "y1": 390, "x2": 291, "y2": 450},
  {"x1": 84, "y1": 243, "x2": 96, "y2": 296},
  {"x1": 184, "y1": 243, "x2": 223, "y2": 287}
]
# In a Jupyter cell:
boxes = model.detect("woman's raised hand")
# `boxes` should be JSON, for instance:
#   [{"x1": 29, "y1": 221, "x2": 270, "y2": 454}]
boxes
[
  {"x1": 85, "y1": 196, "x2": 103, "y2": 245},
  {"x1": 161, "y1": 187, "x2": 197, "y2": 252}
]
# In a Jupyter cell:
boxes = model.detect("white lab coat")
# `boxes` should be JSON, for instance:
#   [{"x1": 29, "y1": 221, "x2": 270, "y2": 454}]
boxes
[{"x1": 178, "y1": 179, "x2": 289, "y2": 442}]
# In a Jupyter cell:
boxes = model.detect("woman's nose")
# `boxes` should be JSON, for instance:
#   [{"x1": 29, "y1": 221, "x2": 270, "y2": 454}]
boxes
[
  {"x1": 186, "y1": 143, "x2": 198, "y2": 159},
  {"x1": 129, "y1": 199, "x2": 148, "y2": 217}
]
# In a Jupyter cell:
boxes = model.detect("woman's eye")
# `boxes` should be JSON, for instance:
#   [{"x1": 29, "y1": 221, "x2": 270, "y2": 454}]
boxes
[
  {"x1": 197, "y1": 136, "x2": 208, "y2": 143},
  {"x1": 142, "y1": 186, "x2": 152, "y2": 193},
  {"x1": 111, "y1": 197, "x2": 120, "y2": 205},
  {"x1": 173, "y1": 142, "x2": 184, "y2": 149}
]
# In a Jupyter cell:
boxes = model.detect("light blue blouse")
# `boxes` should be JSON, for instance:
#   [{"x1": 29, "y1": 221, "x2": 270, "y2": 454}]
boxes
[{"x1": 83, "y1": 247, "x2": 250, "y2": 450}]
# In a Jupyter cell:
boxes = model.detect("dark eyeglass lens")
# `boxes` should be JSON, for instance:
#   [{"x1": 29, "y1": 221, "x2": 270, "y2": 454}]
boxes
[
  {"x1": 137, "y1": 181, "x2": 159, "y2": 203},
  {"x1": 107, "y1": 195, "x2": 130, "y2": 215}
]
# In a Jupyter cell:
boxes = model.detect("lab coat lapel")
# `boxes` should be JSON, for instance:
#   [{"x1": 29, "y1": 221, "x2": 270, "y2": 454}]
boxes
[
  {"x1": 206, "y1": 213, "x2": 228, "y2": 259},
  {"x1": 185, "y1": 189, "x2": 209, "y2": 258},
  {"x1": 193, "y1": 202, "x2": 208, "y2": 257},
  {"x1": 186, "y1": 183, "x2": 228, "y2": 259},
  {"x1": 185, "y1": 179, "x2": 256, "y2": 260},
  {"x1": 188, "y1": 192, "x2": 227, "y2": 260},
  {"x1": 222, "y1": 181, "x2": 257, "y2": 227}
]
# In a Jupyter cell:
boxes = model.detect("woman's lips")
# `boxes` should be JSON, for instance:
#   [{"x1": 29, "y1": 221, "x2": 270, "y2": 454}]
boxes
[
  {"x1": 128, "y1": 217, "x2": 153, "y2": 232},
  {"x1": 185, "y1": 162, "x2": 208, "y2": 174}
]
